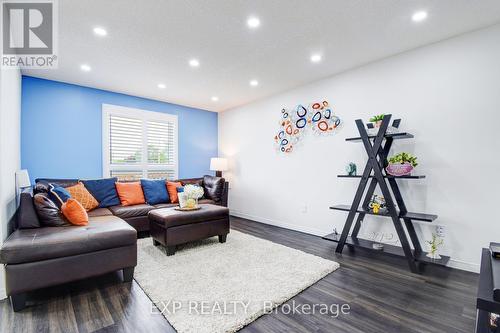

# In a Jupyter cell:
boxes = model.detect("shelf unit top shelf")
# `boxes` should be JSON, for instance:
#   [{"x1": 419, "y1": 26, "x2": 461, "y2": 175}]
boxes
[
  {"x1": 330, "y1": 204, "x2": 437, "y2": 222},
  {"x1": 345, "y1": 132, "x2": 414, "y2": 142},
  {"x1": 322, "y1": 233, "x2": 450, "y2": 266},
  {"x1": 338, "y1": 174, "x2": 426, "y2": 179}
]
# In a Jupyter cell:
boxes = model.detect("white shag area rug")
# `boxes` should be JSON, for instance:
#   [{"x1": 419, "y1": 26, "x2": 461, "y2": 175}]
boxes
[{"x1": 134, "y1": 230, "x2": 339, "y2": 333}]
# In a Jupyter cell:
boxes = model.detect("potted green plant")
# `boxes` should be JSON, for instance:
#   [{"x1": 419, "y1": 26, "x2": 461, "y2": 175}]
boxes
[
  {"x1": 369, "y1": 114, "x2": 385, "y2": 128},
  {"x1": 386, "y1": 152, "x2": 418, "y2": 176},
  {"x1": 426, "y1": 234, "x2": 444, "y2": 260}
]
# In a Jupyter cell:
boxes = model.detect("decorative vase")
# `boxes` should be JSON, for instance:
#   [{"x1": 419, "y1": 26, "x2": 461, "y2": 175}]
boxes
[
  {"x1": 179, "y1": 194, "x2": 199, "y2": 209},
  {"x1": 386, "y1": 162, "x2": 414, "y2": 176},
  {"x1": 374, "y1": 120, "x2": 383, "y2": 128},
  {"x1": 426, "y1": 251, "x2": 441, "y2": 260},
  {"x1": 185, "y1": 197, "x2": 198, "y2": 209}
]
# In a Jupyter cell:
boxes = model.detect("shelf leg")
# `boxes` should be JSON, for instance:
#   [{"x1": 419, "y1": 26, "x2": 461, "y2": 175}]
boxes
[
  {"x1": 335, "y1": 173, "x2": 369, "y2": 253},
  {"x1": 388, "y1": 178, "x2": 423, "y2": 254},
  {"x1": 351, "y1": 178, "x2": 378, "y2": 237}
]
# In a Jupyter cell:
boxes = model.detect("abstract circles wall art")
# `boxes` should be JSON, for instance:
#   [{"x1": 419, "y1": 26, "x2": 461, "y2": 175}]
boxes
[{"x1": 274, "y1": 100, "x2": 342, "y2": 154}]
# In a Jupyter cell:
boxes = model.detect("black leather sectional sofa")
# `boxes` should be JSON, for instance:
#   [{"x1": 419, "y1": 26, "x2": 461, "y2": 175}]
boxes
[{"x1": 0, "y1": 175, "x2": 228, "y2": 311}]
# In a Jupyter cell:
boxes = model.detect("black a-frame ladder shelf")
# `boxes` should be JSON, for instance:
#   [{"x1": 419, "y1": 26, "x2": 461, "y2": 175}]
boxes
[{"x1": 322, "y1": 114, "x2": 449, "y2": 273}]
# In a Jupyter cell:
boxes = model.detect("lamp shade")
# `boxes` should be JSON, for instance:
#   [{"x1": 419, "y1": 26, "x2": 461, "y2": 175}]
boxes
[
  {"x1": 16, "y1": 169, "x2": 31, "y2": 188},
  {"x1": 210, "y1": 158, "x2": 228, "y2": 171}
]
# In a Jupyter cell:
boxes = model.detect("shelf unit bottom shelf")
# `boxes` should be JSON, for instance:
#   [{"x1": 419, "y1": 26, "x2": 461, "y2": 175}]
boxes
[{"x1": 322, "y1": 233, "x2": 450, "y2": 266}]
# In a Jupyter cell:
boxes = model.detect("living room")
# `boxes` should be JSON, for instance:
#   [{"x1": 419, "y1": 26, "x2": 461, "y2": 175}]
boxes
[{"x1": 1, "y1": 1, "x2": 500, "y2": 332}]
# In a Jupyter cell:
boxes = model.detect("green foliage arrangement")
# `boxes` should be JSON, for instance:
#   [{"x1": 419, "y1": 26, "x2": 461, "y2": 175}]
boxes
[
  {"x1": 426, "y1": 234, "x2": 444, "y2": 256},
  {"x1": 388, "y1": 152, "x2": 418, "y2": 167},
  {"x1": 369, "y1": 114, "x2": 385, "y2": 122}
]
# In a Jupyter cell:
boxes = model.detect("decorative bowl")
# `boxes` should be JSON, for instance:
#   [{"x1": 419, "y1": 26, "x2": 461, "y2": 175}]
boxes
[
  {"x1": 386, "y1": 162, "x2": 414, "y2": 176},
  {"x1": 174, "y1": 206, "x2": 201, "y2": 211}
]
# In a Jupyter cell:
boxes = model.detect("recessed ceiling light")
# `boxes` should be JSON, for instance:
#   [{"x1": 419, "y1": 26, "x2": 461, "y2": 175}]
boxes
[
  {"x1": 247, "y1": 16, "x2": 260, "y2": 29},
  {"x1": 189, "y1": 59, "x2": 200, "y2": 67},
  {"x1": 249, "y1": 79, "x2": 259, "y2": 87},
  {"x1": 157, "y1": 83, "x2": 166, "y2": 89},
  {"x1": 412, "y1": 11, "x2": 428, "y2": 22},
  {"x1": 211, "y1": 96, "x2": 219, "y2": 102},
  {"x1": 310, "y1": 54, "x2": 322, "y2": 63},
  {"x1": 93, "y1": 27, "x2": 107, "y2": 36},
  {"x1": 80, "y1": 64, "x2": 91, "y2": 72}
]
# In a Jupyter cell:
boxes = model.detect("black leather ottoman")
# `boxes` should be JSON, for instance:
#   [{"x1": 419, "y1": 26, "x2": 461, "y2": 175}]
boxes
[{"x1": 148, "y1": 204, "x2": 230, "y2": 255}]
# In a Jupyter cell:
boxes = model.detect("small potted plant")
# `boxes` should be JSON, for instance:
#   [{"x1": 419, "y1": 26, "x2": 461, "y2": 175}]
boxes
[
  {"x1": 369, "y1": 114, "x2": 385, "y2": 128},
  {"x1": 386, "y1": 152, "x2": 418, "y2": 176},
  {"x1": 426, "y1": 234, "x2": 444, "y2": 260}
]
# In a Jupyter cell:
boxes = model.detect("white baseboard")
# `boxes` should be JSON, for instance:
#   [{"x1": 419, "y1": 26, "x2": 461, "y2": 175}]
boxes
[
  {"x1": 447, "y1": 258, "x2": 480, "y2": 273},
  {"x1": 230, "y1": 210, "x2": 329, "y2": 238},
  {"x1": 230, "y1": 210, "x2": 480, "y2": 274}
]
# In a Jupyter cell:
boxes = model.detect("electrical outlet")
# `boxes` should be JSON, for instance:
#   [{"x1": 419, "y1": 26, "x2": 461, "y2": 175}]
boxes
[
  {"x1": 301, "y1": 205, "x2": 308, "y2": 213},
  {"x1": 435, "y1": 225, "x2": 445, "y2": 238}
]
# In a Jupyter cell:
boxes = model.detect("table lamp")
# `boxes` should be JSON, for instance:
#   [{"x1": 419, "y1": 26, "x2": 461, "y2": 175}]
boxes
[
  {"x1": 16, "y1": 170, "x2": 31, "y2": 191},
  {"x1": 15, "y1": 170, "x2": 31, "y2": 206},
  {"x1": 210, "y1": 158, "x2": 228, "y2": 177}
]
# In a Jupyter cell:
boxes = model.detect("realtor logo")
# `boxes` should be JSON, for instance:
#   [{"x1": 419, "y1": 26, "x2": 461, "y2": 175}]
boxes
[{"x1": 1, "y1": 0, "x2": 58, "y2": 68}]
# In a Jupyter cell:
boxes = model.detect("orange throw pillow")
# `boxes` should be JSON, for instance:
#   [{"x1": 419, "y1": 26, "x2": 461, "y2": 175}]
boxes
[
  {"x1": 167, "y1": 181, "x2": 183, "y2": 203},
  {"x1": 115, "y1": 182, "x2": 146, "y2": 206},
  {"x1": 65, "y1": 182, "x2": 99, "y2": 211},
  {"x1": 61, "y1": 199, "x2": 88, "y2": 226}
]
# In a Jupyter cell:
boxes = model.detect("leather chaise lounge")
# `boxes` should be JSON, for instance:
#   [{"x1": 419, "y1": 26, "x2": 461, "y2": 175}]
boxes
[{"x1": 0, "y1": 175, "x2": 228, "y2": 311}]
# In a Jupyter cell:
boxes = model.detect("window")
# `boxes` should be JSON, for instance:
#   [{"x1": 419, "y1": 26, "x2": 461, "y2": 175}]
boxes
[{"x1": 102, "y1": 104, "x2": 178, "y2": 181}]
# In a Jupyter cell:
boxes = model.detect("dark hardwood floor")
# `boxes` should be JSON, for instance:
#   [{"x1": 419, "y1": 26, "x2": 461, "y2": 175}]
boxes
[{"x1": 0, "y1": 216, "x2": 478, "y2": 333}]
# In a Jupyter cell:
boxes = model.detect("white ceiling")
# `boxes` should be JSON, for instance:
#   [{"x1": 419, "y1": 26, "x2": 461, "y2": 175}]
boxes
[{"x1": 23, "y1": 0, "x2": 500, "y2": 112}]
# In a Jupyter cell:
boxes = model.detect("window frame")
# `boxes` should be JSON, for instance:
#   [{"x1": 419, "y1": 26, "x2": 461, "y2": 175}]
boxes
[{"x1": 102, "y1": 104, "x2": 179, "y2": 180}]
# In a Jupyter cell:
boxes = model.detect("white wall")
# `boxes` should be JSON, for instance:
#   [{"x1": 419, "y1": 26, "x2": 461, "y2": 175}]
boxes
[
  {"x1": 0, "y1": 67, "x2": 22, "y2": 299},
  {"x1": 219, "y1": 24, "x2": 500, "y2": 273}
]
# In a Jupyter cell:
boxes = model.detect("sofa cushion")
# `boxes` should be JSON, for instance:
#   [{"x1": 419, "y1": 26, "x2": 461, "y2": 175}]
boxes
[
  {"x1": 35, "y1": 178, "x2": 79, "y2": 194},
  {"x1": 0, "y1": 216, "x2": 136, "y2": 264},
  {"x1": 166, "y1": 181, "x2": 182, "y2": 203},
  {"x1": 65, "y1": 182, "x2": 99, "y2": 211},
  {"x1": 48, "y1": 184, "x2": 71, "y2": 208},
  {"x1": 198, "y1": 199, "x2": 216, "y2": 205},
  {"x1": 82, "y1": 178, "x2": 121, "y2": 208},
  {"x1": 115, "y1": 181, "x2": 146, "y2": 206},
  {"x1": 153, "y1": 203, "x2": 177, "y2": 209},
  {"x1": 33, "y1": 193, "x2": 68, "y2": 227},
  {"x1": 108, "y1": 204, "x2": 154, "y2": 219},
  {"x1": 61, "y1": 199, "x2": 89, "y2": 226},
  {"x1": 141, "y1": 179, "x2": 169, "y2": 205},
  {"x1": 87, "y1": 208, "x2": 113, "y2": 217},
  {"x1": 181, "y1": 178, "x2": 203, "y2": 187},
  {"x1": 203, "y1": 175, "x2": 225, "y2": 202},
  {"x1": 18, "y1": 193, "x2": 41, "y2": 229}
]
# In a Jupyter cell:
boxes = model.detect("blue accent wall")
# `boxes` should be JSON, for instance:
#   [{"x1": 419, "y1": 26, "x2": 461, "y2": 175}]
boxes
[{"x1": 21, "y1": 76, "x2": 218, "y2": 182}]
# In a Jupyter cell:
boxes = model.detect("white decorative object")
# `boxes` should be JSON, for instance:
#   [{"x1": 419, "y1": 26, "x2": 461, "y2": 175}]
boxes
[
  {"x1": 426, "y1": 234, "x2": 444, "y2": 260},
  {"x1": 134, "y1": 230, "x2": 339, "y2": 333},
  {"x1": 179, "y1": 184, "x2": 204, "y2": 209}
]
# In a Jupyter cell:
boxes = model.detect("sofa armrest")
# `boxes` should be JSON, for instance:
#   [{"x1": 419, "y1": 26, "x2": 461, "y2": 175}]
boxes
[{"x1": 220, "y1": 181, "x2": 229, "y2": 207}]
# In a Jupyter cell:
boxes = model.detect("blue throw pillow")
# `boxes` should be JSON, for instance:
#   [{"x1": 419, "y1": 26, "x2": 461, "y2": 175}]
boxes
[
  {"x1": 140, "y1": 179, "x2": 169, "y2": 205},
  {"x1": 48, "y1": 184, "x2": 71, "y2": 208},
  {"x1": 82, "y1": 178, "x2": 120, "y2": 208}
]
